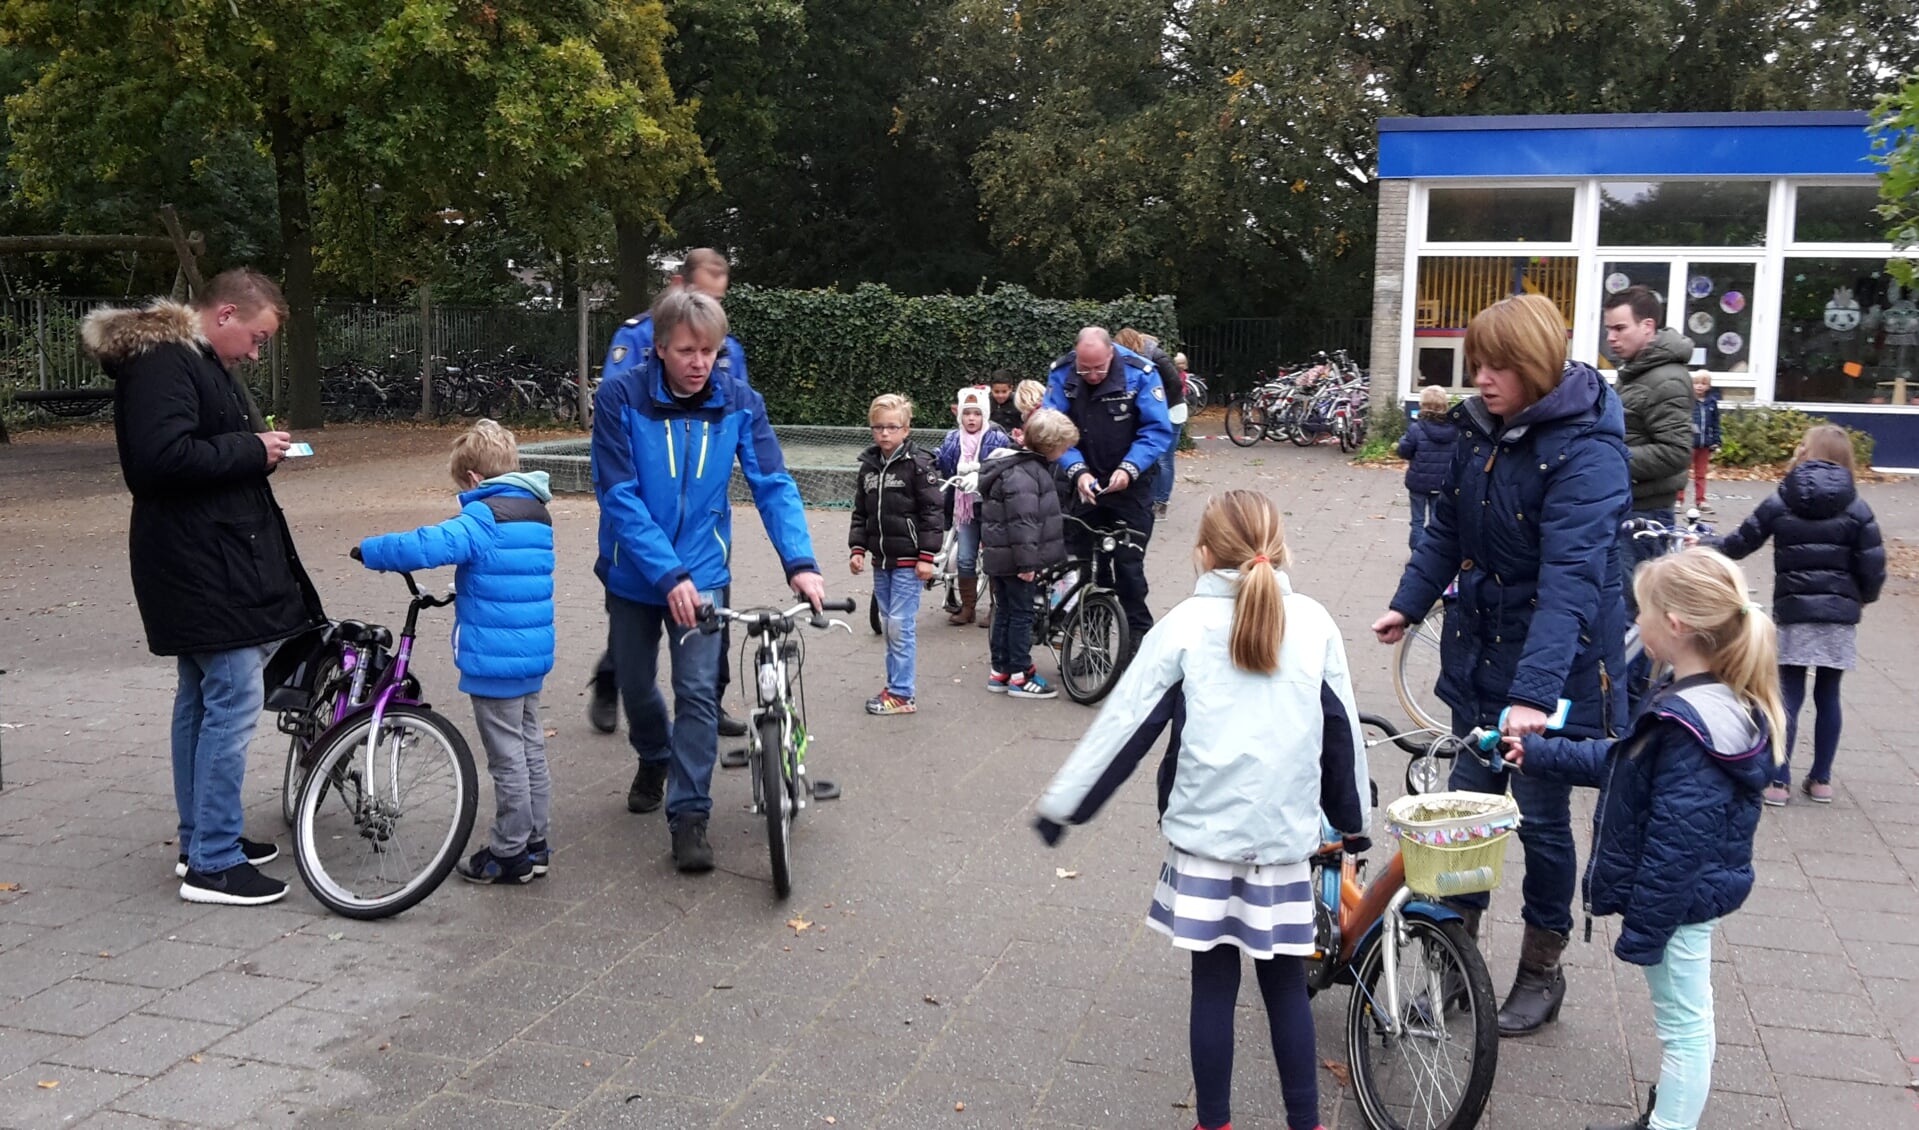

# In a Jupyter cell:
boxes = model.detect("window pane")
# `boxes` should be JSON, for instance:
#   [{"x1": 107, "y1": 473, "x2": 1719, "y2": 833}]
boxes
[
  {"x1": 1679, "y1": 263, "x2": 1755, "y2": 373},
  {"x1": 1598, "y1": 181, "x2": 1769, "y2": 247},
  {"x1": 1598, "y1": 262, "x2": 1671, "y2": 369},
  {"x1": 1793, "y1": 185, "x2": 1888, "y2": 244},
  {"x1": 1427, "y1": 187, "x2": 1575, "y2": 243},
  {"x1": 1775, "y1": 259, "x2": 1917, "y2": 405},
  {"x1": 1415, "y1": 256, "x2": 1578, "y2": 333}
]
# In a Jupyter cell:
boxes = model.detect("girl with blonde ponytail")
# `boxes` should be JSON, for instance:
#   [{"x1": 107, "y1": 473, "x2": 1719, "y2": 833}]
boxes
[
  {"x1": 1507, "y1": 548, "x2": 1777, "y2": 1130},
  {"x1": 1034, "y1": 490, "x2": 1366, "y2": 1130}
]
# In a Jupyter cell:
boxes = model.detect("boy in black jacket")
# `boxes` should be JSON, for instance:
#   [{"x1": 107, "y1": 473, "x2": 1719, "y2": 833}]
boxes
[
  {"x1": 980, "y1": 409, "x2": 1080, "y2": 700},
  {"x1": 849, "y1": 394, "x2": 945, "y2": 714}
]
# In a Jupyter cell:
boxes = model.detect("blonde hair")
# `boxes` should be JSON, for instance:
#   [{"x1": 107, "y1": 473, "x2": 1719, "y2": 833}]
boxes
[
  {"x1": 1019, "y1": 408, "x2": 1078, "y2": 459},
  {"x1": 1173, "y1": 352, "x2": 1188, "y2": 370},
  {"x1": 868, "y1": 392, "x2": 913, "y2": 426},
  {"x1": 1114, "y1": 327, "x2": 1147, "y2": 353},
  {"x1": 1792, "y1": 424, "x2": 1855, "y2": 475},
  {"x1": 1691, "y1": 369, "x2": 1713, "y2": 387},
  {"x1": 450, "y1": 418, "x2": 519, "y2": 485},
  {"x1": 1418, "y1": 385, "x2": 1450, "y2": 415},
  {"x1": 199, "y1": 267, "x2": 288, "y2": 321},
  {"x1": 682, "y1": 247, "x2": 729, "y2": 277},
  {"x1": 1632, "y1": 548, "x2": 1786, "y2": 761},
  {"x1": 1195, "y1": 491, "x2": 1291, "y2": 675},
  {"x1": 1464, "y1": 294, "x2": 1568, "y2": 407},
  {"x1": 1014, "y1": 378, "x2": 1047, "y2": 416},
  {"x1": 650, "y1": 287, "x2": 728, "y2": 350}
]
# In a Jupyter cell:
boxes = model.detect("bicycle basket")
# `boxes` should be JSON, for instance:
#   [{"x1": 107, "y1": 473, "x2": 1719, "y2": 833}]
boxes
[{"x1": 1385, "y1": 791, "x2": 1522, "y2": 898}]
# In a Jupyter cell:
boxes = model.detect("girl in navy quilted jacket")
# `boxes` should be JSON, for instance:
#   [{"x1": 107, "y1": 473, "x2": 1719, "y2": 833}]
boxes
[
  {"x1": 358, "y1": 420, "x2": 557, "y2": 886},
  {"x1": 1712, "y1": 425, "x2": 1884, "y2": 806},
  {"x1": 1508, "y1": 548, "x2": 1781, "y2": 1130},
  {"x1": 1396, "y1": 385, "x2": 1458, "y2": 553}
]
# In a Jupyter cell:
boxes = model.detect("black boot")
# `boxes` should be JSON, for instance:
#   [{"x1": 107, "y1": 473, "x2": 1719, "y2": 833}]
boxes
[
  {"x1": 1497, "y1": 924, "x2": 1568, "y2": 1037},
  {"x1": 717, "y1": 708, "x2": 747, "y2": 739},
  {"x1": 588, "y1": 673, "x2": 618, "y2": 734},
  {"x1": 671, "y1": 817, "x2": 714, "y2": 873},
  {"x1": 626, "y1": 761, "x2": 667, "y2": 814},
  {"x1": 1585, "y1": 1084, "x2": 1655, "y2": 1130}
]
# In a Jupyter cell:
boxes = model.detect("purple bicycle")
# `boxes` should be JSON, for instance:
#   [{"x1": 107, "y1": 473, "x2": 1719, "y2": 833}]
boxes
[{"x1": 267, "y1": 563, "x2": 478, "y2": 919}]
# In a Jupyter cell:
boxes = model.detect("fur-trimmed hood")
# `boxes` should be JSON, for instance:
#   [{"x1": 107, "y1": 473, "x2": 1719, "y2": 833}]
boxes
[{"x1": 81, "y1": 299, "x2": 207, "y2": 366}]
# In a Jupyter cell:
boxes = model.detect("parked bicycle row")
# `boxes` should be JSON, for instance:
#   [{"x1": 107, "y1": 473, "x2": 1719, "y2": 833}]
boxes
[
  {"x1": 1223, "y1": 349, "x2": 1372, "y2": 450},
  {"x1": 317, "y1": 346, "x2": 585, "y2": 422}
]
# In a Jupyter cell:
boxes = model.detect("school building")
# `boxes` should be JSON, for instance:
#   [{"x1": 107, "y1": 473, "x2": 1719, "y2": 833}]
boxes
[{"x1": 1367, "y1": 111, "x2": 1919, "y2": 469}]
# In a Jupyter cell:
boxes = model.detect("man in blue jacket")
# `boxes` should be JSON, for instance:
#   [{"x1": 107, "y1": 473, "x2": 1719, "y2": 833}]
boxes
[
  {"x1": 1043, "y1": 326, "x2": 1175, "y2": 640},
  {"x1": 589, "y1": 249, "x2": 749, "y2": 742},
  {"x1": 593, "y1": 287, "x2": 825, "y2": 873}
]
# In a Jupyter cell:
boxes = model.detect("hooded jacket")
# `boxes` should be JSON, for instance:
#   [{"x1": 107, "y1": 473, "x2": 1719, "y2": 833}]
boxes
[
  {"x1": 978, "y1": 447, "x2": 1067, "y2": 576},
  {"x1": 1397, "y1": 416, "x2": 1460, "y2": 495},
  {"x1": 1712, "y1": 460, "x2": 1885, "y2": 626},
  {"x1": 357, "y1": 471, "x2": 556, "y2": 698},
  {"x1": 1037, "y1": 570, "x2": 1369, "y2": 866},
  {"x1": 1521, "y1": 675, "x2": 1770, "y2": 965},
  {"x1": 1614, "y1": 328, "x2": 1696, "y2": 507},
  {"x1": 848, "y1": 442, "x2": 945, "y2": 568},
  {"x1": 1389, "y1": 363, "x2": 1632, "y2": 739},
  {"x1": 591, "y1": 331, "x2": 816, "y2": 603},
  {"x1": 1042, "y1": 345, "x2": 1175, "y2": 486},
  {"x1": 82, "y1": 299, "x2": 325, "y2": 657}
]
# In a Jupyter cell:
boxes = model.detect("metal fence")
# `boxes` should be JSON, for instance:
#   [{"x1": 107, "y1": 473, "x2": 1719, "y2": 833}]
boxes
[{"x1": 1177, "y1": 316, "x2": 1373, "y2": 398}]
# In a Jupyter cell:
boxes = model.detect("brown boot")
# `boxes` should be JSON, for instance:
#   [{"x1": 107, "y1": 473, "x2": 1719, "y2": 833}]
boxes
[
  {"x1": 1497, "y1": 924, "x2": 1568, "y2": 1037},
  {"x1": 976, "y1": 583, "x2": 993, "y2": 629},
  {"x1": 949, "y1": 576, "x2": 977, "y2": 625}
]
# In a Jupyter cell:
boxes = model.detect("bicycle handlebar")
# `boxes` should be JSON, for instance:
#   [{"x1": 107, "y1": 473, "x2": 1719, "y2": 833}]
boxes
[{"x1": 695, "y1": 599, "x2": 857, "y2": 635}]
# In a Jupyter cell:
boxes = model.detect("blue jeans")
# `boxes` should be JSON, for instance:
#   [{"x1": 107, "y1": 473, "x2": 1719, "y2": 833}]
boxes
[
  {"x1": 1408, "y1": 492, "x2": 1436, "y2": 554},
  {"x1": 172, "y1": 645, "x2": 273, "y2": 874},
  {"x1": 1644, "y1": 920, "x2": 1718, "y2": 1130},
  {"x1": 870, "y1": 567, "x2": 922, "y2": 698},
  {"x1": 1444, "y1": 745, "x2": 1576, "y2": 935},
  {"x1": 607, "y1": 590, "x2": 725, "y2": 827},
  {"x1": 988, "y1": 575, "x2": 1039, "y2": 675},
  {"x1": 954, "y1": 518, "x2": 981, "y2": 578},
  {"x1": 1153, "y1": 436, "x2": 1177, "y2": 505}
]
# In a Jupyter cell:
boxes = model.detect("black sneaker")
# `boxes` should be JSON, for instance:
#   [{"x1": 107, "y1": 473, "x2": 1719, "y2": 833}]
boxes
[
  {"x1": 588, "y1": 674, "x2": 618, "y2": 734},
  {"x1": 175, "y1": 837, "x2": 279, "y2": 878},
  {"x1": 670, "y1": 818, "x2": 714, "y2": 873},
  {"x1": 526, "y1": 839, "x2": 551, "y2": 876},
  {"x1": 717, "y1": 708, "x2": 747, "y2": 739},
  {"x1": 180, "y1": 861, "x2": 288, "y2": 906},
  {"x1": 457, "y1": 847, "x2": 536, "y2": 885},
  {"x1": 627, "y1": 761, "x2": 667, "y2": 813}
]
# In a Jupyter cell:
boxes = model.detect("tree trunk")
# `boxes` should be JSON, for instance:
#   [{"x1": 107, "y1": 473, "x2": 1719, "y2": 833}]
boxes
[
  {"x1": 267, "y1": 102, "x2": 325, "y2": 430},
  {"x1": 614, "y1": 216, "x2": 655, "y2": 320}
]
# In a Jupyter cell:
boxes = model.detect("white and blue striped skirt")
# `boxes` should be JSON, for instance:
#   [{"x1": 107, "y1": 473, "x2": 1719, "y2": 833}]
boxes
[{"x1": 1146, "y1": 847, "x2": 1316, "y2": 959}]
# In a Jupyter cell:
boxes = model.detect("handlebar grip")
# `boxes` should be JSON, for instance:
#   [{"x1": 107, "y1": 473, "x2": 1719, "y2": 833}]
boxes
[
  {"x1": 349, "y1": 545, "x2": 363, "y2": 562},
  {"x1": 821, "y1": 598, "x2": 857, "y2": 613},
  {"x1": 694, "y1": 602, "x2": 721, "y2": 633}
]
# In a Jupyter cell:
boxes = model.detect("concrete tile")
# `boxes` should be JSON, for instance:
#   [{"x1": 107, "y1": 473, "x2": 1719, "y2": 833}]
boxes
[
  {"x1": 208, "y1": 1005, "x2": 365, "y2": 1067},
  {"x1": 166, "y1": 907, "x2": 312, "y2": 952},
  {"x1": 1777, "y1": 1074, "x2": 1919, "y2": 1129},
  {"x1": 521, "y1": 993, "x2": 676, "y2": 1055},
  {"x1": 449, "y1": 959, "x2": 591, "y2": 1014},
  {"x1": 873, "y1": 1072, "x2": 1040, "y2": 1130},
  {"x1": 0, "y1": 1025, "x2": 76, "y2": 1078},
  {"x1": 44, "y1": 1012, "x2": 232, "y2": 1077},
  {"x1": 141, "y1": 971, "x2": 316, "y2": 1028},
  {"x1": 1745, "y1": 985, "x2": 1886, "y2": 1037},
  {"x1": 0, "y1": 885, "x2": 131, "y2": 928},
  {"x1": 305, "y1": 1048, "x2": 461, "y2": 1113},
  {"x1": 0, "y1": 944, "x2": 106, "y2": 1004},
  {"x1": 1757, "y1": 1025, "x2": 1910, "y2": 1085},
  {"x1": 560, "y1": 1087, "x2": 724, "y2": 1129},
  {"x1": 1031, "y1": 1061, "x2": 1185, "y2": 1126},
  {"x1": 1842, "y1": 937, "x2": 1919, "y2": 981},
  {"x1": 920, "y1": 1020, "x2": 1068, "y2": 1088},
  {"x1": 0, "y1": 979, "x2": 163, "y2": 1037},
  {"x1": 0, "y1": 1065, "x2": 145, "y2": 1129},
  {"x1": 89, "y1": 940, "x2": 239, "y2": 990},
  {"x1": 449, "y1": 1038, "x2": 629, "y2": 1110},
  {"x1": 33, "y1": 911, "x2": 179, "y2": 960},
  {"x1": 380, "y1": 1001, "x2": 536, "y2": 1062},
  {"x1": 110, "y1": 1056, "x2": 313, "y2": 1127},
  {"x1": 226, "y1": 933, "x2": 386, "y2": 985},
  {"x1": 714, "y1": 1078, "x2": 891, "y2": 1129},
  {"x1": 616, "y1": 1027, "x2": 778, "y2": 1105},
  {"x1": 496, "y1": 922, "x2": 642, "y2": 976},
  {"x1": 393, "y1": 1092, "x2": 560, "y2": 1130}
]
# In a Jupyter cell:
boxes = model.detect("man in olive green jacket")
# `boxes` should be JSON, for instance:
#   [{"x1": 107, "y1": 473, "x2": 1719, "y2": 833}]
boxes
[{"x1": 1603, "y1": 284, "x2": 1695, "y2": 621}]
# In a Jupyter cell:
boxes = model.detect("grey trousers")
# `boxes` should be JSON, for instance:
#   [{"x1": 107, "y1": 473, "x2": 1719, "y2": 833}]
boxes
[{"x1": 470, "y1": 693, "x2": 550, "y2": 857}]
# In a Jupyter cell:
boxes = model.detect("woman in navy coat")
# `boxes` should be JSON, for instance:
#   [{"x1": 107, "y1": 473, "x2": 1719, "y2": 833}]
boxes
[{"x1": 1373, "y1": 294, "x2": 1632, "y2": 1037}]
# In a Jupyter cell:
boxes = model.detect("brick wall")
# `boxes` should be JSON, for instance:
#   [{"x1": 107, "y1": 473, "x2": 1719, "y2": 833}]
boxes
[{"x1": 1369, "y1": 180, "x2": 1411, "y2": 405}]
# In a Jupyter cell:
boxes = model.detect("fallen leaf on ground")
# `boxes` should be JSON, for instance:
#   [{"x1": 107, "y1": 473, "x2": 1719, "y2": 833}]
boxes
[
  {"x1": 36, "y1": 1081, "x2": 58, "y2": 1089},
  {"x1": 693, "y1": 1034, "x2": 705, "y2": 1044},
  {"x1": 1055, "y1": 868, "x2": 1079, "y2": 879},
  {"x1": 188, "y1": 1055, "x2": 203, "y2": 1063},
  {"x1": 954, "y1": 1101, "x2": 966, "y2": 1111},
  {"x1": 825, "y1": 1118, "x2": 837, "y2": 1125},
  {"x1": 378, "y1": 1043, "x2": 391, "y2": 1051},
  {"x1": 1323, "y1": 1058, "x2": 1352, "y2": 1089},
  {"x1": 0, "y1": 882, "x2": 20, "y2": 891},
  {"x1": 923, "y1": 995, "x2": 940, "y2": 1006},
  {"x1": 545, "y1": 728, "x2": 558, "y2": 737},
  {"x1": 97, "y1": 951, "x2": 111, "y2": 958},
  {"x1": 786, "y1": 917, "x2": 812, "y2": 933},
  {"x1": 325, "y1": 932, "x2": 344, "y2": 941}
]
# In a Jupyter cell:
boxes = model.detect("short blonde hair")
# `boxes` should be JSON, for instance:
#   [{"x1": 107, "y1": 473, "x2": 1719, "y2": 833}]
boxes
[
  {"x1": 869, "y1": 393, "x2": 912, "y2": 426},
  {"x1": 1020, "y1": 408, "x2": 1079, "y2": 459},
  {"x1": 1691, "y1": 369, "x2": 1713, "y2": 386},
  {"x1": 1464, "y1": 294, "x2": 1568, "y2": 407},
  {"x1": 651, "y1": 287, "x2": 728, "y2": 350},
  {"x1": 1793, "y1": 423, "x2": 1855, "y2": 474},
  {"x1": 1014, "y1": 379, "x2": 1047, "y2": 416},
  {"x1": 450, "y1": 418, "x2": 519, "y2": 485},
  {"x1": 1173, "y1": 352, "x2": 1188, "y2": 370},
  {"x1": 1418, "y1": 385, "x2": 1450, "y2": 415}
]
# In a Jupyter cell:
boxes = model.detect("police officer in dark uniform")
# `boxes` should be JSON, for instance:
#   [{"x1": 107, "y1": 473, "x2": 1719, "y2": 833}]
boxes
[{"x1": 1042, "y1": 326, "x2": 1175, "y2": 639}]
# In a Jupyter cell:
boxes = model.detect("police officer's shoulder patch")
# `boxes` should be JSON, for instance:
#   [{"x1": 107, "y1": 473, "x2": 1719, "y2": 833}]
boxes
[
  {"x1": 623, "y1": 317, "x2": 641, "y2": 327},
  {"x1": 1152, "y1": 385, "x2": 1165, "y2": 401},
  {"x1": 611, "y1": 346, "x2": 628, "y2": 363}
]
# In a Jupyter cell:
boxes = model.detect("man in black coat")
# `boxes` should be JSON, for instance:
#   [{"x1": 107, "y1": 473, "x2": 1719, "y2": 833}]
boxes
[{"x1": 82, "y1": 269, "x2": 324, "y2": 908}]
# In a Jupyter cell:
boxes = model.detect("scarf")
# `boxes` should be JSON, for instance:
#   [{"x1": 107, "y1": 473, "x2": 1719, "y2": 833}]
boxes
[{"x1": 954, "y1": 426, "x2": 985, "y2": 525}]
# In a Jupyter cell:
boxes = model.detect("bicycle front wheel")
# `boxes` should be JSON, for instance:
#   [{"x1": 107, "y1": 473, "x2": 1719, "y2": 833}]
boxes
[
  {"x1": 1347, "y1": 915, "x2": 1498, "y2": 1130},
  {"x1": 282, "y1": 657, "x2": 347, "y2": 828},
  {"x1": 758, "y1": 715, "x2": 794, "y2": 899},
  {"x1": 1393, "y1": 600, "x2": 1448, "y2": 734},
  {"x1": 1059, "y1": 590, "x2": 1130, "y2": 704},
  {"x1": 293, "y1": 705, "x2": 477, "y2": 920},
  {"x1": 1224, "y1": 398, "x2": 1265, "y2": 447}
]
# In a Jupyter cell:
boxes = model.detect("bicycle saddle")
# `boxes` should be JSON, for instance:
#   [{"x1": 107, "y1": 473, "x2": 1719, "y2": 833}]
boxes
[{"x1": 335, "y1": 620, "x2": 393, "y2": 650}]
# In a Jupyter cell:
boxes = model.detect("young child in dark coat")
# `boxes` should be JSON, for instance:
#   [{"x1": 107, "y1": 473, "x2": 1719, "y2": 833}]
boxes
[
  {"x1": 1508, "y1": 548, "x2": 1780, "y2": 1130},
  {"x1": 1684, "y1": 371, "x2": 1722, "y2": 511},
  {"x1": 849, "y1": 393, "x2": 945, "y2": 715},
  {"x1": 1396, "y1": 385, "x2": 1458, "y2": 553},
  {"x1": 979, "y1": 408, "x2": 1078, "y2": 700}
]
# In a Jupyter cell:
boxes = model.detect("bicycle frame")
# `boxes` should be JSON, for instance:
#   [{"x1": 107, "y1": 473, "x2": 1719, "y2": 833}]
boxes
[{"x1": 1310, "y1": 843, "x2": 1466, "y2": 1038}]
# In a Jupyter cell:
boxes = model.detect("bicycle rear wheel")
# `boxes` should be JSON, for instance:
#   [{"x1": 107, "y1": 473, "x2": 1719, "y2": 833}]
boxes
[
  {"x1": 1347, "y1": 915, "x2": 1497, "y2": 1130},
  {"x1": 1393, "y1": 600, "x2": 1448, "y2": 734},
  {"x1": 1059, "y1": 590, "x2": 1130, "y2": 704},
  {"x1": 758, "y1": 715, "x2": 794, "y2": 899},
  {"x1": 282, "y1": 657, "x2": 349, "y2": 828},
  {"x1": 293, "y1": 705, "x2": 477, "y2": 920},
  {"x1": 1224, "y1": 398, "x2": 1266, "y2": 447}
]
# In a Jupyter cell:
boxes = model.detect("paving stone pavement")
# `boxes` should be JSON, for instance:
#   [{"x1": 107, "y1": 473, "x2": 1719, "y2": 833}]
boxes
[{"x1": 2, "y1": 424, "x2": 1917, "y2": 1130}]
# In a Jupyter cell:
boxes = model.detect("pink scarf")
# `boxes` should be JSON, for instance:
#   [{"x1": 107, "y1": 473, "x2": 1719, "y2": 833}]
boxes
[{"x1": 954, "y1": 426, "x2": 985, "y2": 525}]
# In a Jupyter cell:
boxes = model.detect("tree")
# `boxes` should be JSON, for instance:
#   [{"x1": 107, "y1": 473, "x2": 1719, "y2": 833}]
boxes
[
  {"x1": 1875, "y1": 70, "x2": 1919, "y2": 286},
  {"x1": 3, "y1": 1, "x2": 701, "y2": 426}
]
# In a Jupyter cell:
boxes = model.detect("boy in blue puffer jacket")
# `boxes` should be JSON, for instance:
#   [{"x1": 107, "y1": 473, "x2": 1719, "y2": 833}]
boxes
[
  {"x1": 1507, "y1": 548, "x2": 1779, "y2": 1130},
  {"x1": 358, "y1": 419, "x2": 557, "y2": 885},
  {"x1": 1396, "y1": 385, "x2": 1458, "y2": 553}
]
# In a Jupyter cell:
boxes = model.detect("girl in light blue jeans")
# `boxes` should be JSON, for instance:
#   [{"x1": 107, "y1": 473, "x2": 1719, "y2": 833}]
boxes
[{"x1": 1510, "y1": 549, "x2": 1782, "y2": 1130}]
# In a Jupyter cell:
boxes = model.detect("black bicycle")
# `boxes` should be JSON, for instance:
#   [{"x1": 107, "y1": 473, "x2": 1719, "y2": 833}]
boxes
[{"x1": 1031, "y1": 515, "x2": 1146, "y2": 704}]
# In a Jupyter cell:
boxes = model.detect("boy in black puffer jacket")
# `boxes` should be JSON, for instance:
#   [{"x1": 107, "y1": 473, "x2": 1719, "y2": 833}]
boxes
[
  {"x1": 1397, "y1": 385, "x2": 1459, "y2": 554},
  {"x1": 849, "y1": 394, "x2": 945, "y2": 715},
  {"x1": 980, "y1": 409, "x2": 1079, "y2": 700}
]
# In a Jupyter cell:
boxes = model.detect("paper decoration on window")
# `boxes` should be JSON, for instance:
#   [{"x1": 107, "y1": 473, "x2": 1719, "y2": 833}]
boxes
[
  {"x1": 1719, "y1": 292, "x2": 1745, "y2": 315},
  {"x1": 1605, "y1": 272, "x2": 1631, "y2": 294},
  {"x1": 1688, "y1": 311, "x2": 1715, "y2": 335},
  {"x1": 1824, "y1": 288, "x2": 1861, "y2": 334},
  {"x1": 1688, "y1": 276, "x2": 1715, "y2": 299},
  {"x1": 1716, "y1": 332, "x2": 1743, "y2": 356}
]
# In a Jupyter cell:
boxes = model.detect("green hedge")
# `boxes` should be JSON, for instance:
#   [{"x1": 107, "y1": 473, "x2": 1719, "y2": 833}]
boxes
[
  {"x1": 724, "y1": 283, "x2": 1178, "y2": 425},
  {"x1": 1718, "y1": 406, "x2": 1875, "y2": 468}
]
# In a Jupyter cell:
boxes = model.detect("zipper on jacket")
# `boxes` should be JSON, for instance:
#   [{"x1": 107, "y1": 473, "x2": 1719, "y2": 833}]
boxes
[
  {"x1": 1599, "y1": 660, "x2": 1615, "y2": 738},
  {"x1": 1581, "y1": 732, "x2": 1629, "y2": 943},
  {"x1": 674, "y1": 418, "x2": 695, "y2": 540},
  {"x1": 697, "y1": 421, "x2": 710, "y2": 478}
]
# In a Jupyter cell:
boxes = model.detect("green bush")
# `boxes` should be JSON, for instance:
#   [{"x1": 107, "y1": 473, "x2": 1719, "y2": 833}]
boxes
[
  {"x1": 726, "y1": 283, "x2": 1178, "y2": 425},
  {"x1": 1717, "y1": 406, "x2": 1875, "y2": 468}
]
